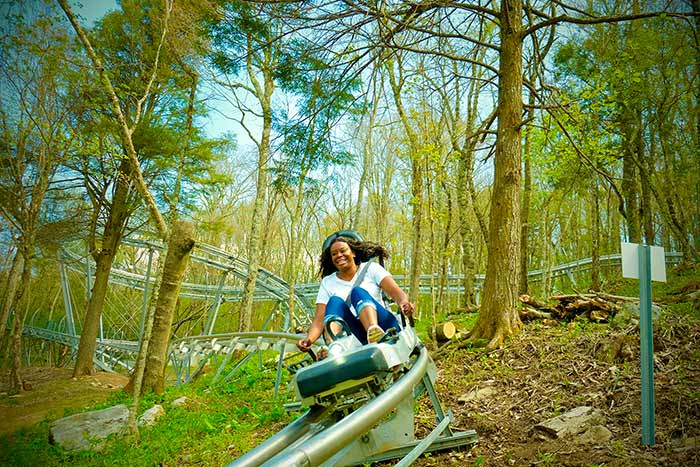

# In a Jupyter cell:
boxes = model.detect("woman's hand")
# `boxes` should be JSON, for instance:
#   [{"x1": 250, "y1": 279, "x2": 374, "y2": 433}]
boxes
[
  {"x1": 297, "y1": 336, "x2": 313, "y2": 352},
  {"x1": 399, "y1": 301, "x2": 415, "y2": 316}
]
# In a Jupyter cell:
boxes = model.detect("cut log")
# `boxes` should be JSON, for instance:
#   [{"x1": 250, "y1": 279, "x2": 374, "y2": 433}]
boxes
[
  {"x1": 434, "y1": 322, "x2": 456, "y2": 342},
  {"x1": 519, "y1": 294, "x2": 551, "y2": 309},
  {"x1": 520, "y1": 306, "x2": 553, "y2": 321}
]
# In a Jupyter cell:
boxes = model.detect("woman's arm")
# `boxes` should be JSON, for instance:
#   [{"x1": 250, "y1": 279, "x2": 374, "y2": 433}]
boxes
[
  {"x1": 297, "y1": 303, "x2": 326, "y2": 351},
  {"x1": 379, "y1": 276, "x2": 415, "y2": 316}
]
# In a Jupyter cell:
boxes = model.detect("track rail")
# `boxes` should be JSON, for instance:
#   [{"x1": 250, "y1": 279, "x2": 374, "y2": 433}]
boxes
[{"x1": 226, "y1": 347, "x2": 477, "y2": 467}]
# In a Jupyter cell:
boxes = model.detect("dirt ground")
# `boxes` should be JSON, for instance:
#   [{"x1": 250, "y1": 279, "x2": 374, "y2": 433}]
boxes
[
  {"x1": 408, "y1": 311, "x2": 700, "y2": 467},
  {"x1": 0, "y1": 367, "x2": 128, "y2": 435}
]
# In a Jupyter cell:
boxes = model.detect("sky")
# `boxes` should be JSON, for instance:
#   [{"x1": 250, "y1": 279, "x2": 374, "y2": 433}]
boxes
[{"x1": 71, "y1": 0, "x2": 116, "y2": 24}]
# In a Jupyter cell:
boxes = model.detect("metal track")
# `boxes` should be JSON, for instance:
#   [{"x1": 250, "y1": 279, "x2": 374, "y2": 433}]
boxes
[{"x1": 226, "y1": 347, "x2": 478, "y2": 467}]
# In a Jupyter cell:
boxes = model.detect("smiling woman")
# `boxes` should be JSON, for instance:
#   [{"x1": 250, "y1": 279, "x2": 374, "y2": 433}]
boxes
[{"x1": 297, "y1": 231, "x2": 416, "y2": 352}]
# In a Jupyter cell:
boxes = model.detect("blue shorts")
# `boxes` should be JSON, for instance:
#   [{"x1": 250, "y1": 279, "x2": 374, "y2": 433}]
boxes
[{"x1": 323, "y1": 287, "x2": 400, "y2": 344}]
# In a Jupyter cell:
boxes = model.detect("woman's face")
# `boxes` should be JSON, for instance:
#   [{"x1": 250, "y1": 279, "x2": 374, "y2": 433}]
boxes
[{"x1": 329, "y1": 240, "x2": 356, "y2": 271}]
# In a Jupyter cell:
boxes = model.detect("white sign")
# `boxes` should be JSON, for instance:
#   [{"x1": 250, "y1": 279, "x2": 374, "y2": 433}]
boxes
[{"x1": 621, "y1": 243, "x2": 667, "y2": 282}]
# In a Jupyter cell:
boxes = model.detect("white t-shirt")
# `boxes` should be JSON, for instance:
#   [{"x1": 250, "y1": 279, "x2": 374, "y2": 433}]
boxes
[{"x1": 316, "y1": 261, "x2": 391, "y2": 315}]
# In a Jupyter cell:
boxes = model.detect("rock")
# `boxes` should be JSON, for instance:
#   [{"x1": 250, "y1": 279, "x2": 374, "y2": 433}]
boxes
[
  {"x1": 575, "y1": 425, "x2": 612, "y2": 445},
  {"x1": 617, "y1": 302, "x2": 663, "y2": 322},
  {"x1": 138, "y1": 404, "x2": 165, "y2": 427},
  {"x1": 49, "y1": 404, "x2": 129, "y2": 451},
  {"x1": 458, "y1": 386, "x2": 497, "y2": 403},
  {"x1": 534, "y1": 406, "x2": 605, "y2": 440},
  {"x1": 171, "y1": 396, "x2": 190, "y2": 407}
]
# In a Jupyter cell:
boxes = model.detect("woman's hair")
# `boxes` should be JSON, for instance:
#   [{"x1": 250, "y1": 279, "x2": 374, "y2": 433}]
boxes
[{"x1": 319, "y1": 237, "x2": 389, "y2": 278}]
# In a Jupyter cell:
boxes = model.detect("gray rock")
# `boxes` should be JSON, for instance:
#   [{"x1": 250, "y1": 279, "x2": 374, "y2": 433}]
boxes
[
  {"x1": 138, "y1": 404, "x2": 165, "y2": 427},
  {"x1": 171, "y1": 396, "x2": 190, "y2": 407},
  {"x1": 534, "y1": 406, "x2": 605, "y2": 439},
  {"x1": 49, "y1": 404, "x2": 129, "y2": 451},
  {"x1": 458, "y1": 385, "x2": 497, "y2": 403},
  {"x1": 617, "y1": 302, "x2": 663, "y2": 322},
  {"x1": 575, "y1": 425, "x2": 613, "y2": 445}
]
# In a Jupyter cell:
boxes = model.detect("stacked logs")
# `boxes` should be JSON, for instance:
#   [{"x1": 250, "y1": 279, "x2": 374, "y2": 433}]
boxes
[{"x1": 519, "y1": 292, "x2": 625, "y2": 323}]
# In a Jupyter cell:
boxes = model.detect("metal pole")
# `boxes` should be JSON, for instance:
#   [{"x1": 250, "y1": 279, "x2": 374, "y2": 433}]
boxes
[
  {"x1": 57, "y1": 250, "x2": 76, "y2": 336},
  {"x1": 639, "y1": 245, "x2": 655, "y2": 446},
  {"x1": 205, "y1": 270, "x2": 228, "y2": 335}
]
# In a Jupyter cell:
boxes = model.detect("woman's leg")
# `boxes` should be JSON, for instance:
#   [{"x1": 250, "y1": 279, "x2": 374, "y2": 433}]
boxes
[
  {"x1": 324, "y1": 296, "x2": 366, "y2": 343},
  {"x1": 350, "y1": 287, "x2": 400, "y2": 334}
]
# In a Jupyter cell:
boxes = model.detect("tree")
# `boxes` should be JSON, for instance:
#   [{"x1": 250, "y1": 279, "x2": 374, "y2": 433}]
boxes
[
  {"x1": 58, "y1": 6, "x2": 196, "y2": 439},
  {"x1": 207, "y1": 0, "x2": 293, "y2": 331},
  {"x1": 272, "y1": 38, "x2": 360, "y2": 326},
  {"x1": 64, "y1": 0, "x2": 171, "y2": 377},
  {"x1": 0, "y1": 3, "x2": 75, "y2": 392}
]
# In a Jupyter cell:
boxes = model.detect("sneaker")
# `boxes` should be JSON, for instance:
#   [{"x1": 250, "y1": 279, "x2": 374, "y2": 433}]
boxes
[{"x1": 367, "y1": 325, "x2": 385, "y2": 344}]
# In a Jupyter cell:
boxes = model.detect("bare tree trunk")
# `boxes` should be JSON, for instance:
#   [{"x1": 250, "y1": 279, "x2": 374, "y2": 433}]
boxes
[
  {"x1": 519, "y1": 89, "x2": 535, "y2": 295},
  {"x1": 74, "y1": 159, "x2": 133, "y2": 376},
  {"x1": 353, "y1": 83, "x2": 381, "y2": 230},
  {"x1": 387, "y1": 61, "x2": 424, "y2": 307},
  {"x1": 239, "y1": 91, "x2": 272, "y2": 331},
  {"x1": 437, "y1": 178, "x2": 453, "y2": 313},
  {"x1": 620, "y1": 111, "x2": 642, "y2": 243},
  {"x1": 469, "y1": 0, "x2": 523, "y2": 349},
  {"x1": 137, "y1": 220, "x2": 195, "y2": 394},
  {"x1": 0, "y1": 251, "x2": 23, "y2": 346},
  {"x1": 591, "y1": 182, "x2": 601, "y2": 291},
  {"x1": 8, "y1": 246, "x2": 32, "y2": 394},
  {"x1": 457, "y1": 149, "x2": 477, "y2": 310}
]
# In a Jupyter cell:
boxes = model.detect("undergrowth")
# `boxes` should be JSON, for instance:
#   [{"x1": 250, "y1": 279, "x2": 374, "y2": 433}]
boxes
[{"x1": 0, "y1": 357, "x2": 296, "y2": 467}]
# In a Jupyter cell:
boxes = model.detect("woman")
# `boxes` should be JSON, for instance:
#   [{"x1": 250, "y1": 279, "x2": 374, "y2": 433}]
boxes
[{"x1": 297, "y1": 231, "x2": 415, "y2": 352}]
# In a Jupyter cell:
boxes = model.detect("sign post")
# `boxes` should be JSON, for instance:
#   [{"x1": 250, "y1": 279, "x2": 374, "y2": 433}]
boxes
[{"x1": 621, "y1": 242, "x2": 666, "y2": 446}]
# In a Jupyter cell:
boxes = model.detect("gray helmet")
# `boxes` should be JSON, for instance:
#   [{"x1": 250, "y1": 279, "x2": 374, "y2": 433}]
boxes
[{"x1": 321, "y1": 230, "x2": 363, "y2": 253}]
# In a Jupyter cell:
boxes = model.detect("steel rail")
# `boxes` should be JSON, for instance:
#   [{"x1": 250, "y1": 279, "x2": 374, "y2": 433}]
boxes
[
  {"x1": 225, "y1": 406, "x2": 338, "y2": 467},
  {"x1": 226, "y1": 347, "x2": 430, "y2": 467}
]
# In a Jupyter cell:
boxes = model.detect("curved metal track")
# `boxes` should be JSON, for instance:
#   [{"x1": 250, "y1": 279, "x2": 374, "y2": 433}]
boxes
[
  {"x1": 23, "y1": 242, "x2": 685, "y2": 380},
  {"x1": 226, "y1": 347, "x2": 477, "y2": 467}
]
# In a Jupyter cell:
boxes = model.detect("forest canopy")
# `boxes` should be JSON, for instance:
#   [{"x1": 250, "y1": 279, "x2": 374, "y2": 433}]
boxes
[{"x1": 0, "y1": 0, "x2": 698, "y2": 377}]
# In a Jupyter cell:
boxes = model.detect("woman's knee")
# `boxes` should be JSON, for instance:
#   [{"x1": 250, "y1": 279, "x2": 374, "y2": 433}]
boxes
[
  {"x1": 325, "y1": 296, "x2": 347, "y2": 316},
  {"x1": 350, "y1": 287, "x2": 371, "y2": 302}
]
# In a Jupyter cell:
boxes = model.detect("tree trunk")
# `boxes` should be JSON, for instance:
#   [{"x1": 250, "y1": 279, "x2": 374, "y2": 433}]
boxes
[
  {"x1": 620, "y1": 110, "x2": 642, "y2": 243},
  {"x1": 8, "y1": 246, "x2": 33, "y2": 394},
  {"x1": 408, "y1": 162, "x2": 425, "y2": 307},
  {"x1": 353, "y1": 85, "x2": 381, "y2": 230},
  {"x1": 73, "y1": 159, "x2": 133, "y2": 377},
  {"x1": 469, "y1": 0, "x2": 523, "y2": 349},
  {"x1": 138, "y1": 220, "x2": 195, "y2": 394},
  {"x1": 238, "y1": 43, "x2": 274, "y2": 332},
  {"x1": 591, "y1": 183, "x2": 601, "y2": 291},
  {"x1": 387, "y1": 61, "x2": 424, "y2": 308},
  {"x1": 519, "y1": 88, "x2": 535, "y2": 295},
  {"x1": 0, "y1": 251, "x2": 23, "y2": 345},
  {"x1": 457, "y1": 149, "x2": 477, "y2": 310}
]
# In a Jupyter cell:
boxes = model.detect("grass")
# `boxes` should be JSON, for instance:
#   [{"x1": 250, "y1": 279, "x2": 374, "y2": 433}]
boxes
[{"x1": 0, "y1": 356, "x2": 296, "y2": 467}]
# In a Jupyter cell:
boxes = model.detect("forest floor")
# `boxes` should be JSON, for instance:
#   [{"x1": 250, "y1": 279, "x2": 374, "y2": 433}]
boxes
[
  {"x1": 406, "y1": 308, "x2": 700, "y2": 467},
  {"x1": 0, "y1": 368, "x2": 128, "y2": 435},
  {"x1": 1, "y1": 272, "x2": 699, "y2": 466}
]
